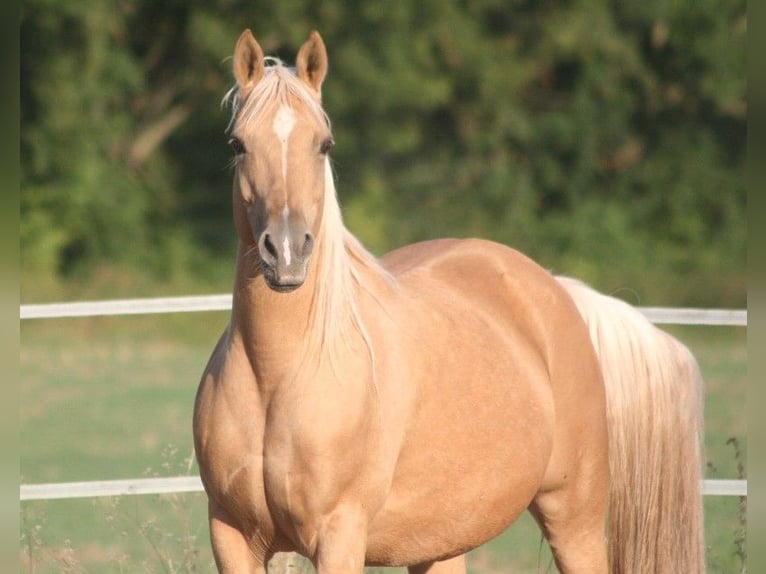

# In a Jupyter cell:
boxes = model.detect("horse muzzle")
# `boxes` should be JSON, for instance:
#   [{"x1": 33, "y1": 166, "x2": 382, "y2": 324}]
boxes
[{"x1": 257, "y1": 222, "x2": 315, "y2": 292}]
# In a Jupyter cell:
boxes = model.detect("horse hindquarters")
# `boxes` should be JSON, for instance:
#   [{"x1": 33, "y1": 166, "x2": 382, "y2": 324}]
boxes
[{"x1": 558, "y1": 277, "x2": 706, "y2": 573}]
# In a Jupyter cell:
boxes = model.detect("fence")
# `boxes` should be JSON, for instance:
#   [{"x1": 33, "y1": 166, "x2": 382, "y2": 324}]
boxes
[{"x1": 20, "y1": 295, "x2": 748, "y2": 501}]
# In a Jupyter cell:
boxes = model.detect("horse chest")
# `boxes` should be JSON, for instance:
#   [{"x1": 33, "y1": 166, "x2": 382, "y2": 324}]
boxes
[
  {"x1": 193, "y1": 369, "x2": 274, "y2": 533},
  {"x1": 199, "y1": 418, "x2": 266, "y2": 517}
]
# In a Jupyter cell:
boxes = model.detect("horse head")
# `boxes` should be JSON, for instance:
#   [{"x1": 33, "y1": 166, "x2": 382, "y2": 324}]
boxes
[{"x1": 226, "y1": 30, "x2": 334, "y2": 292}]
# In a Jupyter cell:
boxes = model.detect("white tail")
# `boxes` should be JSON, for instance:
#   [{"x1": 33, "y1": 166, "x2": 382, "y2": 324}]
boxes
[{"x1": 557, "y1": 276, "x2": 706, "y2": 573}]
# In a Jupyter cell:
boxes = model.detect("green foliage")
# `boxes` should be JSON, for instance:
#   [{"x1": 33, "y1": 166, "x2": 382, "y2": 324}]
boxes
[{"x1": 20, "y1": 0, "x2": 746, "y2": 305}]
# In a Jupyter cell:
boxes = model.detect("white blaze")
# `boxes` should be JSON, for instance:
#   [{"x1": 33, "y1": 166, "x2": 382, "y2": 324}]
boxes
[
  {"x1": 273, "y1": 106, "x2": 296, "y2": 267},
  {"x1": 282, "y1": 235, "x2": 292, "y2": 266},
  {"x1": 272, "y1": 105, "x2": 296, "y2": 186},
  {"x1": 281, "y1": 207, "x2": 292, "y2": 265}
]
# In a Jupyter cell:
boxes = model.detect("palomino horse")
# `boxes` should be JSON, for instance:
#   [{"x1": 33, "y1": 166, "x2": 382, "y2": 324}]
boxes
[{"x1": 193, "y1": 30, "x2": 705, "y2": 574}]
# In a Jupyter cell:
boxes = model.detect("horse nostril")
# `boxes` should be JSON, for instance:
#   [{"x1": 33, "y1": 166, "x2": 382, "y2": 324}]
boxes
[
  {"x1": 303, "y1": 233, "x2": 315, "y2": 257},
  {"x1": 260, "y1": 233, "x2": 278, "y2": 263}
]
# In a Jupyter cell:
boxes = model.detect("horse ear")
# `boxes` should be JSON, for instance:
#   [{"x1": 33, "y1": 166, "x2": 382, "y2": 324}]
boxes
[
  {"x1": 296, "y1": 31, "x2": 328, "y2": 95},
  {"x1": 233, "y1": 29, "x2": 264, "y2": 98}
]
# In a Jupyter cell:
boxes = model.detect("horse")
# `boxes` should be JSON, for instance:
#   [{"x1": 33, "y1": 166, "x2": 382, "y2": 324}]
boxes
[{"x1": 193, "y1": 29, "x2": 705, "y2": 574}]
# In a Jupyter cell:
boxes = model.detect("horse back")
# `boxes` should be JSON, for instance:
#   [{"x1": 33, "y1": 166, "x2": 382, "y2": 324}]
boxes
[{"x1": 382, "y1": 238, "x2": 589, "y2": 361}]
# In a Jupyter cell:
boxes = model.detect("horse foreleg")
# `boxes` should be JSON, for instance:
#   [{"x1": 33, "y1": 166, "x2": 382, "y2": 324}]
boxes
[
  {"x1": 312, "y1": 506, "x2": 368, "y2": 574},
  {"x1": 408, "y1": 554, "x2": 466, "y2": 574},
  {"x1": 209, "y1": 500, "x2": 266, "y2": 574}
]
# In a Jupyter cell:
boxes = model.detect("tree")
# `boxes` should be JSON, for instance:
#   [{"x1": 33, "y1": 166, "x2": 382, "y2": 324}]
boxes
[{"x1": 20, "y1": 0, "x2": 746, "y2": 305}]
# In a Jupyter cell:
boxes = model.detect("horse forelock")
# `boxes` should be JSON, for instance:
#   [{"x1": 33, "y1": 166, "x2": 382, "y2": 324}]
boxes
[{"x1": 223, "y1": 60, "x2": 330, "y2": 136}]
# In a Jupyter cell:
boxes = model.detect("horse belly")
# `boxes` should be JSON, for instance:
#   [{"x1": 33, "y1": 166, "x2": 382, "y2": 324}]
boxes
[{"x1": 366, "y1": 355, "x2": 555, "y2": 566}]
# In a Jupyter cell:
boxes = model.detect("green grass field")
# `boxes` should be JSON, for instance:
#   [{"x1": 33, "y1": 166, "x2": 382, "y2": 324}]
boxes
[{"x1": 20, "y1": 313, "x2": 746, "y2": 573}]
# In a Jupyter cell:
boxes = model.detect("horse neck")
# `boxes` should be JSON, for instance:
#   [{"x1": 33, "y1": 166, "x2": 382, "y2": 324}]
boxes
[
  {"x1": 231, "y1": 228, "x2": 377, "y2": 386},
  {"x1": 230, "y1": 240, "x2": 320, "y2": 379}
]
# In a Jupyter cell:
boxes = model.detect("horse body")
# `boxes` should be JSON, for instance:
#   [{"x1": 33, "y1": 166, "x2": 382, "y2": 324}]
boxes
[
  {"x1": 196, "y1": 233, "x2": 609, "y2": 570},
  {"x1": 194, "y1": 29, "x2": 704, "y2": 574}
]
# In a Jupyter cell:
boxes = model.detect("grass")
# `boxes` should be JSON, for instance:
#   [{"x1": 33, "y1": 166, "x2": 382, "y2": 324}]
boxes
[{"x1": 19, "y1": 315, "x2": 746, "y2": 573}]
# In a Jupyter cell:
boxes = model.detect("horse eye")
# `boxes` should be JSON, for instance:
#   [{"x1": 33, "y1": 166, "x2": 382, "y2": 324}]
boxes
[
  {"x1": 228, "y1": 137, "x2": 246, "y2": 155},
  {"x1": 319, "y1": 137, "x2": 335, "y2": 155}
]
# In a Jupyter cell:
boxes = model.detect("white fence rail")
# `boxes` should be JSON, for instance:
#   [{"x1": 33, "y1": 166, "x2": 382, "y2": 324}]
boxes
[
  {"x1": 19, "y1": 476, "x2": 746, "y2": 502},
  {"x1": 20, "y1": 295, "x2": 747, "y2": 502},
  {"x1": 20, "y1": 295, "x2": 747, "y2": 325},
  {"x1": 20, "y1": 294, "x2": 233, "y2": 319}
]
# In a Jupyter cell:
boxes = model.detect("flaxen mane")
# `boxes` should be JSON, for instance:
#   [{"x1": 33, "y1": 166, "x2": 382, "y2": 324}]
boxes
[{"x1": 224, "y1": 61, "x2": 390, "y2": 376}]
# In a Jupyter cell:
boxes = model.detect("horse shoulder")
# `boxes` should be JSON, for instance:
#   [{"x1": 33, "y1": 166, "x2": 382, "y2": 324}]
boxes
[{"x1": 193, "y1": 326, "x2": 269, "y2": 520}]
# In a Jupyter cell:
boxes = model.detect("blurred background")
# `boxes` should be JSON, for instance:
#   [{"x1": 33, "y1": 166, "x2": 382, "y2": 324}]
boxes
[
  {"x1": 20, "y1": 0, "x2": 746, "y2": 306},
  {"x1": 20, "y1": 1, "x2": 747, "y2": 572}
]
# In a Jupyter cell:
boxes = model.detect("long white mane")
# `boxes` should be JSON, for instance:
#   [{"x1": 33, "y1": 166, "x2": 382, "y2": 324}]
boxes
[{"x1": 224, "y1": 60, "x2": 390, "y2": 377}]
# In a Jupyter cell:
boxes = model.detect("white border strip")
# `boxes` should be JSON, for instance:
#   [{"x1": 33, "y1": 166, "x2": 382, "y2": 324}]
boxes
[
  {"x1": 20, "y1": 295, "x2": 747, "y2": 326},
  {"x1": 20, "y1": 476, "x2": 745, "y2": 501}
]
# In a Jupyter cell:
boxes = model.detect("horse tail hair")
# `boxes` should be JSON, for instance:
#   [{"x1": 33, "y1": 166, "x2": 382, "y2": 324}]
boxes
[{"x1": 557, "y1": 276, "x2": 706, "y2": 573}]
